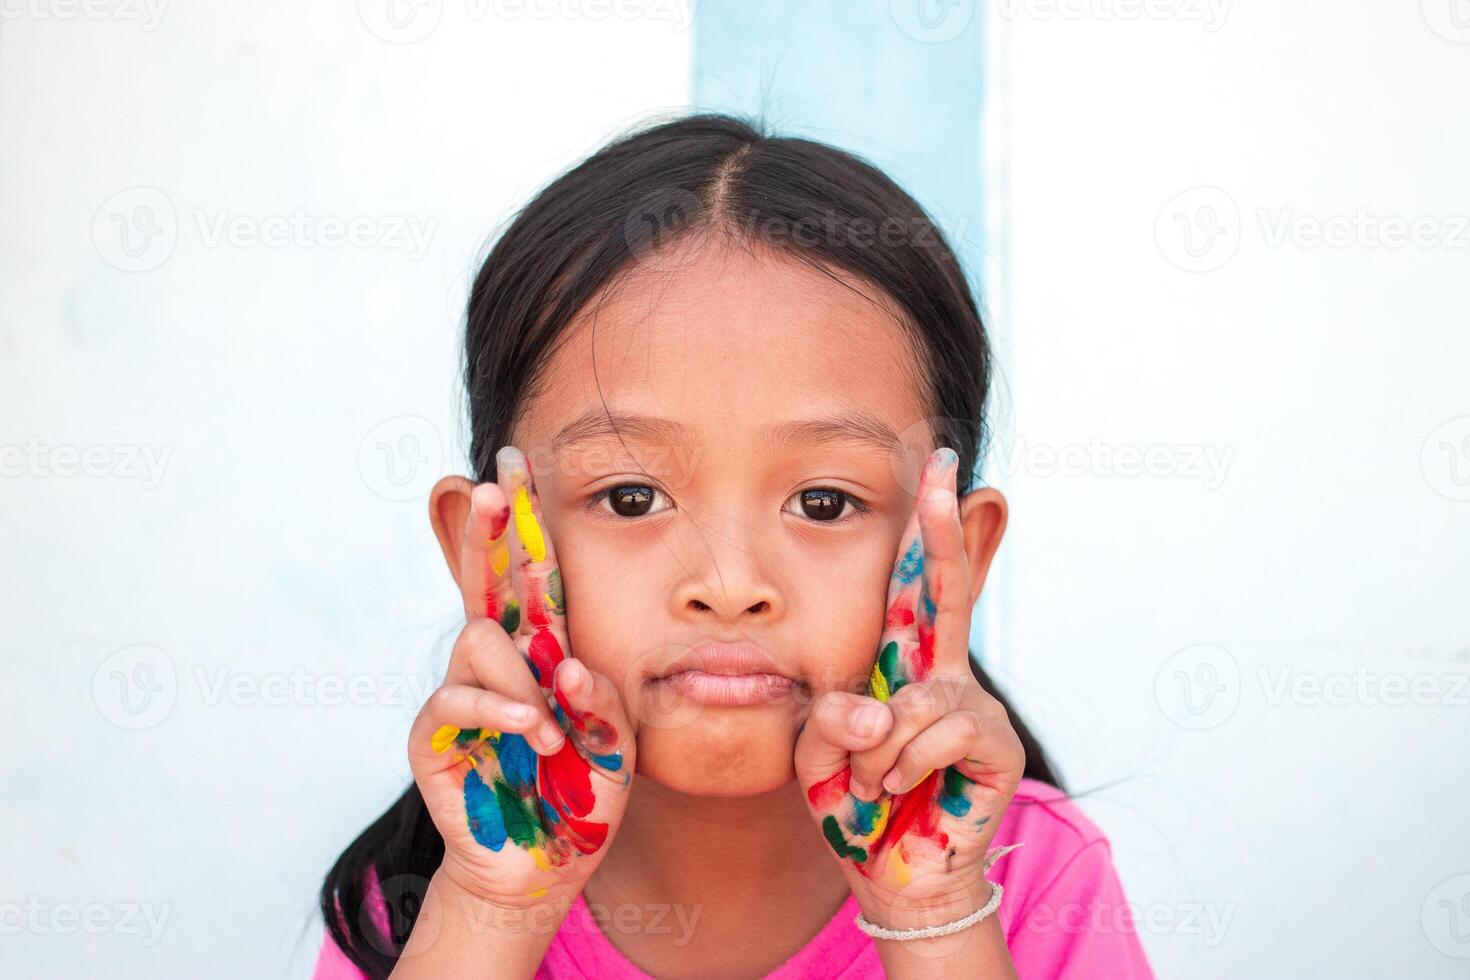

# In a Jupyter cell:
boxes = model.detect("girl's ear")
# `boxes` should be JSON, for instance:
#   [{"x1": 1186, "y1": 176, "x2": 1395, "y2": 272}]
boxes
[
  {"x1": 956, "y1": 486, "x2": 1008, "y2": 606},
  {"x1": 428, "y1": 475, "x2": 475, "y2": 590}
]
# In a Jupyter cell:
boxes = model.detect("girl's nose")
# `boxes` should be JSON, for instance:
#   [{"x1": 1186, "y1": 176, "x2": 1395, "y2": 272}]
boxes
[{"x1": 666, "y1": 512, "x2": 785, "y2": 624}]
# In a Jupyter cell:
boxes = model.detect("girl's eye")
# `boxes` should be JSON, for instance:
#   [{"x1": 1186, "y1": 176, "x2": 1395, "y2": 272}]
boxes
[
  {"x1": 590, "y1": 483, "x2": 672, "y2": 520},
  {"x1": 589, "y1": 483, "x2": 869, "y2": 524},
  {"x1": 784, "y1": 487, "x2": 870, "y2": 524}
]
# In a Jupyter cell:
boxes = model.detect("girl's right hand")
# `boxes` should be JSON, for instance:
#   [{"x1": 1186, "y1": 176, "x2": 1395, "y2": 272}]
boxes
[{"x1": 407, "y1": 445, "x2": 636, "y2": 911}]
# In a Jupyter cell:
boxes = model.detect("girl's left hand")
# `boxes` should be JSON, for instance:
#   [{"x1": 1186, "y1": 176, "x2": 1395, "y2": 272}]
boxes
[{"x1": 793, "y1": 447, "x2": 1026, "y2": 928}]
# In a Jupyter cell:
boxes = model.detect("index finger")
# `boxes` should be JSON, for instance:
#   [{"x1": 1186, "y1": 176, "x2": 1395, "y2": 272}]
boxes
[
  {"x1": 495, "y1": 444, "x2": 570, "y2": 693},
  {"x1": 914, "y1": 447, "x2": 973, "y2": 676},
  {"x1": 457, "y1": 481, "x2": 517, "y2": 629},
  {"x1": 867, "y1": 447, "x2": 953, "y2": 701}
]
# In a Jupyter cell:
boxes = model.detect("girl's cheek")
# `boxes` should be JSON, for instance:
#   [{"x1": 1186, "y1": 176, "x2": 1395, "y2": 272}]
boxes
[
  {"x1": 542, "y1": 529, "x2": 634, "y2": 667},
  {"x1": 791, "y1": 557, "x2": 892, "y2": 691}
]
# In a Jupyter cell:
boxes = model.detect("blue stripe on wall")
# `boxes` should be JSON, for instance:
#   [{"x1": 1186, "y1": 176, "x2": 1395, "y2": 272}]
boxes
[{"x1": 690, "y1": 0, "x2": 990, "y2": 321}]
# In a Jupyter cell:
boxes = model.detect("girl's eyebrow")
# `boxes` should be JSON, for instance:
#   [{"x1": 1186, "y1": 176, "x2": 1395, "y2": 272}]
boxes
[{"x1": 551, "y1": 408, "x2": 903, "y2": 456}]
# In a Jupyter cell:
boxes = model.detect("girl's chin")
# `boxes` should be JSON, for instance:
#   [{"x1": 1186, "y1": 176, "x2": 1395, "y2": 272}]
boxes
[
  {"x1": 630, "y1": 724, "x2": 805, "y2": 796},
  {"x1": 634, "y1": 756, "x2": 801, "y2": 799}
]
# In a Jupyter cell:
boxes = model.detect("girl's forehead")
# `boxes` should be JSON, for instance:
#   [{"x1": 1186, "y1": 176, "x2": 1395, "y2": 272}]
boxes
[{"x1": 519, "y1": 242, "x2": 931, "y2": 448}]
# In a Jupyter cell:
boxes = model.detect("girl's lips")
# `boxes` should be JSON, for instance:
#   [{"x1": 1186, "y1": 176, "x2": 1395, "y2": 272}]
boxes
[{"x1": 652, "y1": 669, "x2": 796, "y2": 706}]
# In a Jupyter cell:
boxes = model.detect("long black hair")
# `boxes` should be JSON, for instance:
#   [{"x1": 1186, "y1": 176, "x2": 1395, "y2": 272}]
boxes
[{"x1": 320, "y1": 111, "x2": 1064, "y2": 979}]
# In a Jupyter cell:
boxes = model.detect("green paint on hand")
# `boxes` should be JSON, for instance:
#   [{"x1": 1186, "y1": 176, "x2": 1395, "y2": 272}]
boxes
[
  {"x1": 495, "y1": 779, "x2": 542, "y2": 848},
  {"x1": 822, "y1": 814, "x2": 867, "y2": 863},
  {"x1": 500, "y1": 601, "x2": 520, "y2": 634},
  {"x1": 878, "y1": 640, "x2": 903, "y2": 693}
]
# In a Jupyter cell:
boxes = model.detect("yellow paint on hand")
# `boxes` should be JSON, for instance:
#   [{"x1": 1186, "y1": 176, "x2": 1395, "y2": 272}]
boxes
[
  {"x1": 431, "y1": 724, "x2": 460, "y2": 754},
  {"x1": 490, "y1": 536, "x2": 510, "y2": 577},
  {"x1": 513, "y1": 484, "x2": 546, "y2": 562},
  {"x1": 530, "y1": 846, "x2": 554, "y2": 872},
  {"x1": 527, "y1": 886, "x2": 548, "y2": 899},
  {"x1": 890, "y1": 845, "x2": 913, "y2": 888},
  {"x1": 868, "y1": 663, "x2": 890, "y2": 702}
]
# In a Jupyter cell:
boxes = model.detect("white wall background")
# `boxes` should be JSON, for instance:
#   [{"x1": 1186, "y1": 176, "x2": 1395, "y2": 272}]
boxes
[
  {"x1": 3, "y1": 3, "x2": 1467, "y2": 978},
  {"x1": 0, "y1": 3, "x2": 690, "y2": 977},
  {"x1": 984, "y1": 1, "x2": 1470, "y2": 976}
]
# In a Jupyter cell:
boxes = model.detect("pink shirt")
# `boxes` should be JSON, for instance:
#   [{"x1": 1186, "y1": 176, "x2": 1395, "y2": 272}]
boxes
[{"x1": 313, "y1": 778, "x2": 1155, "y2": 979}]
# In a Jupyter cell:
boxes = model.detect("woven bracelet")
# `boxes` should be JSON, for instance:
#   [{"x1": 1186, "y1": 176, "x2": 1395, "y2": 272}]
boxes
[{"x1": 853, "y1": 841, "x2": 1026, "y2": 942}]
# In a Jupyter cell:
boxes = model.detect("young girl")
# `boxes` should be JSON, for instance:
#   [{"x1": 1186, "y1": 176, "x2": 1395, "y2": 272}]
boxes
[{"x1": 314, "y1": 113, "x2": 1155, "y2": 979}]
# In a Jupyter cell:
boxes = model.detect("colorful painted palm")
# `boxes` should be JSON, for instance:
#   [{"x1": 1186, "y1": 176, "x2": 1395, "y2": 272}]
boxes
[
  {"x1": 807, "y1": 450, "x2": 989, "y2": 887},
  {"x1": 432, "y1": 447, "x2": 627, "y2": 873}
]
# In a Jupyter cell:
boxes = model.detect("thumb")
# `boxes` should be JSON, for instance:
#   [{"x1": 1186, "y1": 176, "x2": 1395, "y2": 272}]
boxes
[
  {"x1": 793, "y1": 691, "x2": 894, "y2": 791},
  {"x1": 534, "y1": 658, "x2": 636, "y2": 862},
  {"x1": 548, "y1": 658, "x2": 635, "y2": 785}
]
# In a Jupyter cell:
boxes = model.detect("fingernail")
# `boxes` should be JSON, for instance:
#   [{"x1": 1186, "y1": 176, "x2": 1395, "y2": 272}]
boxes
[
  {"x1": 538, "y1": 721, "x2": 565, "y2": 751},
  {"x1": 920, "y1": 450, "x2": 958, "y2": 506},
  {"x1": 566, "y1": 660, "x2": 590, "y2": 697},
  {"x1": 495, "y1": 445, "x2": 524, "y2": 480},
  {"x1": 850, "y1": 704, "x2": 886, "y2": 738},
  {"x1": 882, "y1": 769, "x2": 904, "y2": 794},
  {"x1": 925, "y1": 447, "x2": 958, "y2": 479},
  {"x1": 507, "y1": 704, "x2": 535, "y2": 724}
]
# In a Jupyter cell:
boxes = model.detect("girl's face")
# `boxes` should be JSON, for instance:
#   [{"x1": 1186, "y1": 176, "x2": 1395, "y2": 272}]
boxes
[{"x1": 504, "y1": 236, "x2": 956, "y2": 797}]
